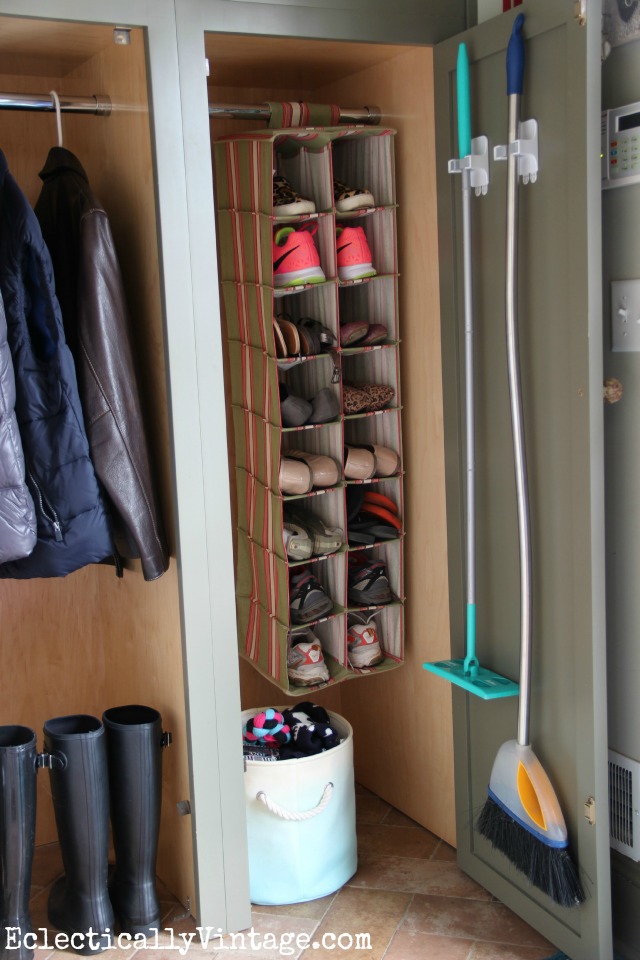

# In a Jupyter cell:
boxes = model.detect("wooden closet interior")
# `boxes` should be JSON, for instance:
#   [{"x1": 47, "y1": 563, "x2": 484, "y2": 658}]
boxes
[
  {"x1": 0, "y1": 15, "x2": 461, "y2": 921},
  {"x1": 207, "y1": 32, "x2": 457, "y2": 846},
  {"x1": 0, "y1": 18, "x2": 194, "y2": 910}
]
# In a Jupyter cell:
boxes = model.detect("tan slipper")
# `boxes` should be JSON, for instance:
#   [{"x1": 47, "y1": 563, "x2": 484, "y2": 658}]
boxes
[
  {"x1": 286, "y1": 449, "x2": 341, "y2": 488},
  {"x1": 344, "y1": 445, "x2": 376, "y2": 480},
  {"x1": 279, "y1": 457, "x2": 313, "y2": 495},
  {"x1": 366, "y1": 443, "x2": 400, "y2": 477}
]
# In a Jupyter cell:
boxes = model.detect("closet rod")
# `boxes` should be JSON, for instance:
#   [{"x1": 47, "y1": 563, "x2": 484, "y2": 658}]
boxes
[
  {"x1": 0, "y1": 93, "x2": 380, "y2": 125},
  {"x1": 0, "y1": 93, "x2": 111, "y2": 115},
  {"x1": 208, "y1": 102, "x2": 382, "y2": 124}
]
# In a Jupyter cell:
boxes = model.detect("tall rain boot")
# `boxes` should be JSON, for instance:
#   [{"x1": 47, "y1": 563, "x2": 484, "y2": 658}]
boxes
[
  {"x1": 0, "y1": 726, "x2": 37, "y2": 960},
  {"x1": 102, "y1": 706, "x2": 167, "y2": 937},
  {"x1": 43, "y1": 716, "x2": 114, "y2": 955}
]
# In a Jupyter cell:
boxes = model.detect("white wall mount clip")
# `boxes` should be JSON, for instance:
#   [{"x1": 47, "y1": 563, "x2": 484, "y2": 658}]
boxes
[
  {"x1": 448, "y1": 135, "x2": 490, "y2": 196},
  {"x1": 494, "y1": 118, "x2": 539, "y2": 184}
]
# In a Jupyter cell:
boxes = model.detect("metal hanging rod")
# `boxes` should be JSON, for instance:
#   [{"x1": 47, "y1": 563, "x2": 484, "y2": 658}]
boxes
[
  {"x1": 0, "y1": 93, "x2": 112, "y2": 114},
  {"x1": 0, "y1": 92, "x2": 381, "y2": 125},
  {"x1": 208, "y1": 102, "x2": 382, "y2": 124}
]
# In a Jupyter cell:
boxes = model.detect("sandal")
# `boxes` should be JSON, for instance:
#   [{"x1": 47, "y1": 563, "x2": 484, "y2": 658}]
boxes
[
  {"x1": 273, "y1": 316, "x2": 301, "y2": 358},
  {"x1": 285, "y1": 506, "x2": 343, "y2": 557},
  {"x1": 283, "y1": 522, "x2": 313, "y2": 560},
  {"x1": 290, "y1": 570, "x2": 334, "y2": 624}
]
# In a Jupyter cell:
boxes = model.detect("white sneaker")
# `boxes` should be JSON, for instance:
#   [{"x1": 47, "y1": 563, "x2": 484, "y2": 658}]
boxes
[
  {"x1": 347, "y1": 618, "x2": 384, "y2": 668},
  {"x1": 287, "y1": 631, "x2": 330, "y2": 686}
]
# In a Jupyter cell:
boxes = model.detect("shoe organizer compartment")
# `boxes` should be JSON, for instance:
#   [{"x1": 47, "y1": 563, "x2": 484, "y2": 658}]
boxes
[
  {"x1": 341, "y1": 346, "x2": 400, "y2": 419},
  {"x1": 346, "y1": 603, "x2": 404, "y2": 676},
  {"x1": 344, "y1": 410, "x2": 402, "y2": 464},
  {"x1": 236, "y1": 468, "x2": 346, "y2": 563},
  {"x1": 312, "y1": 612, "x2": 348, "y2": 669},
  {"x1": 331, "y1": 127, "x2": 396, "y2": 216},
  {"x1": 223, "y1": 281, "x2": 273, "y2": 352},
  {"x1": 338, "y1": 276, "x2": 399, "y2": 347},
  {"x1": 280, "y1": 420, "x2": 344, "y2": 490},
  {"x1": 347, "y1": 539, "x2": 404, "y2": 612},
  {"x1": 217, "y1": 210, "x2": 336, "y2": 285},
  {"x1": 337, "y1": 207, "x2": 397, "y2": 283},
  {"x1": 236, "y1": 596, "x2": 350, "y2": 696},
  {"x1": 214, "y1": 129, "x2": 336, "y2": 217},
  {"x1": 236, "y1": 534, "x2": 346, "y2": 626},
  {"x1": 229, "y1": 344, "x2": 339, "y2": 428},
  {"x1": 277, "y1": 145, "x2": 334, "y2": 216},
  {"x1": 277, "y1": 281, "x2": 340, "y2": 352},
  {"x1": 346, "y1": 476, "x2": 404, "y2": 549}
]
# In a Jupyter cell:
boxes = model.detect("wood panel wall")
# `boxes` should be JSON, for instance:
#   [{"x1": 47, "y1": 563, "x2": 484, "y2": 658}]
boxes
[
  {"x1": 0, "y1": 25, "x2": 193, "y2": 907},
  {"x1": 207, "y1": 36, "x2": 456, "y2": 845}
]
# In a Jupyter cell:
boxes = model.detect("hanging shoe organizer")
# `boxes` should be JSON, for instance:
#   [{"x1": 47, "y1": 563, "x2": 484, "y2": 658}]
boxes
[{"x1": 214, "y1": 125, "x2": 405, "y2": 695}]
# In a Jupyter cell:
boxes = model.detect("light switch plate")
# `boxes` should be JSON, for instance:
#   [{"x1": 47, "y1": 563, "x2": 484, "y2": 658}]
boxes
[{"x1": 611, "y1": 279, "x2": 640, "y2": 352}]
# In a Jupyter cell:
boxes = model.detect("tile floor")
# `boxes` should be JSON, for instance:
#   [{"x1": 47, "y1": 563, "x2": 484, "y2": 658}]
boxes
[{"x1": 26, "y1": 784, "x2": 558, "y2": 960}]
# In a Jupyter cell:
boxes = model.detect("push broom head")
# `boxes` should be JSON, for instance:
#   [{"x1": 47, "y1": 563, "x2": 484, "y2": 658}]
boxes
[{"x1": 477, "y1": 740, "x2": 585, "y2": 908}]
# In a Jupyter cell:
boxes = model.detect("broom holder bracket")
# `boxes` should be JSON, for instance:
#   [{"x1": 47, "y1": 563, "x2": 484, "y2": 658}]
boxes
[
  {"x1": 448, "y1": 135, "x2": 490, "y2": 196},
  {"x1": 494, "y1": 118, "x2": 539, "y2": 184}
]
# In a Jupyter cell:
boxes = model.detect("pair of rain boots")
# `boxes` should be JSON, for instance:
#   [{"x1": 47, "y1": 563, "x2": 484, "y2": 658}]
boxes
[{"x1": 0, "y1": 706, "x2": 168, "y2": 959}]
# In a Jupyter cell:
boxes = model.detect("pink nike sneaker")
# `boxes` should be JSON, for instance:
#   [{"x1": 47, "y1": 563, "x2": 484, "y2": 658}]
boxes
[{"x1": 273, "y1": 224, "x2": 326, "y2": 287}]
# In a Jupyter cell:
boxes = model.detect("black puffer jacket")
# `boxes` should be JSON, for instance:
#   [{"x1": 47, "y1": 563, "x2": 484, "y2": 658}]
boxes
[
  {"x1": 0, "y1": 286, "x2": 36, "y2": 563},
  {"x1": 35, "y1": 147, "x2": 169, "y2": 581},
  {"x1": 0, "y1": 150, "x2": 113, "y2": 578}
]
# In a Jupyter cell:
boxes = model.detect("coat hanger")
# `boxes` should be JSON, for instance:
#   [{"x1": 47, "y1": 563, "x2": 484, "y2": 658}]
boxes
[{"x1": 49, "y1": 90, "x2": 63, "y2": 147}]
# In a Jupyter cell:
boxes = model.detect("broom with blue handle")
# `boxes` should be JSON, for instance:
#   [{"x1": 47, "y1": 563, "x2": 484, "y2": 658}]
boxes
[{"x1": 476, "y1": 13, "x2": 585, "y2": 908}]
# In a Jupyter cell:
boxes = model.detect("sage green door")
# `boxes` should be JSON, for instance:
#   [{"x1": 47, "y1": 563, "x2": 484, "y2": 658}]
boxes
[{"x1": 434, "y1": 2, "x2": 612, "y2": 958}]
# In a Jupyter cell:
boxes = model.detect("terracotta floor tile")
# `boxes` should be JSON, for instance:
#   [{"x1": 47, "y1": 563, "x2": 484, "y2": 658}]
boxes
[
  {"x1": 382, "y1": 808, "x2": 423, "y2": 828},
  {"x1": 349, "y1": 856, "x2": 492, "y2": 901},
  {"x1": 384, "y1": 929, "x2": 474, "y2": 959},
  {"x1": 431, "y1": 840, "x2": 457, "y2": 862},
  {"x1": 356, "y1": 794, "x2": 392, "y2": 824},
  {"x1": 299, "y1": 886, "x2": 410, "y2": 960},
  {"x1": 356, "y1": 822, "x2": 440, "y2": 860},
  {"x1": 31, "y1": 843, "x2": 64, "y2": 891},
  {"x1": 402, "y1": 895, "x2": 554, "y2": 951},
  {"x1": 251, "y1": 894, "x2": 335, "y2": 921},
  {"x1": 471, "y1": 941, "x2": 556, "y2": 960},
  {"x1": 214, "y1": 915, "x2": 318, "y2": 959}
]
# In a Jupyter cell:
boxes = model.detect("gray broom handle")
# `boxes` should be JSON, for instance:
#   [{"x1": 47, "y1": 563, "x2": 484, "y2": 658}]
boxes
[
  {"x1": 462, "y1": 169, "x2": 475, "y2": 610},
  {"x1": 506, "y1": 93, "x2": 532, "y2": 748}
]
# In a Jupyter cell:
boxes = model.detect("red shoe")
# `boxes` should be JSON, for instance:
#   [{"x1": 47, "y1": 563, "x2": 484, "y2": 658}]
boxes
[
  {"x1": 273, "y1": 224, "x2": 326, "y2": 287},
  {"x1": 336, "y1": 226, "x2": 377, "y2": 281}
]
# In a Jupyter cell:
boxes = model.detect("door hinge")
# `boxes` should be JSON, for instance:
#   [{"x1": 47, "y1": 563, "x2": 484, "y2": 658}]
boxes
[
  {"x1": 584, "y1": 795, "x2": 596, "y2": 826},
  {"x1": 574, "y1": 1, "x2": 587, "y2": 26}
]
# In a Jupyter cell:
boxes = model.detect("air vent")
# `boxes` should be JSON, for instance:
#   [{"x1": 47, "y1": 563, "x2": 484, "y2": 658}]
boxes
[{"x1": 609, "y1": 749, "x2": 640, "y2": 860}]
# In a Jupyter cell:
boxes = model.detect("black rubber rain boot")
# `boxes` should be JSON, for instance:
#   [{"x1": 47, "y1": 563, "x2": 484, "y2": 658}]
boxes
[
  {"x1": 43, "y1": 716, "x2": 114, "y2": 955},
  {"x1": 102, "y1": 706, "x2": 166, "y2": 938},
  {"x1": 0, "y1": 726, "x2": 37, "y2": 960}
]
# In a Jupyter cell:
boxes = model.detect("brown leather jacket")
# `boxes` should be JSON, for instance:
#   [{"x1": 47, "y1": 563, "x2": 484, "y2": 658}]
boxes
[{"x1": 35, "y1": 147, "x2": 169, "y2": 581}]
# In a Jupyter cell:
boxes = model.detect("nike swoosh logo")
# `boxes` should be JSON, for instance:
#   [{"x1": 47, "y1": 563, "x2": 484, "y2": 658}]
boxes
[
  {"x1": 274, "y1": 245, "x2": 300, "y2": 271},
  {"x1": 336, "y1": 243, "x2": 352, "y2": 254}
]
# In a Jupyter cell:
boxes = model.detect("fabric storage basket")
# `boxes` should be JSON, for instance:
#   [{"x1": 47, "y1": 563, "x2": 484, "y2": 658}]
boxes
[{"x1": 242, "y1": 707, "x2": 357, "y2": 904}]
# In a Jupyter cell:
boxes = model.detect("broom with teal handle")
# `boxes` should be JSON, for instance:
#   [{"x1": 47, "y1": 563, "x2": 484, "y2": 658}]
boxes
[
  {"x1": 476, "y1": 13, "x2": 584, "y2": 908},
  {"x1": 423, "y1": 43, "x2": 518, "y2": 701}
]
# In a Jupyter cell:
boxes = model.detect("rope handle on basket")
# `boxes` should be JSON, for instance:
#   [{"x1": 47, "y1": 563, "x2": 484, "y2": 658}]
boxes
[{"x1": 256, "y1": 782, "x2": 334, "y2": 821}]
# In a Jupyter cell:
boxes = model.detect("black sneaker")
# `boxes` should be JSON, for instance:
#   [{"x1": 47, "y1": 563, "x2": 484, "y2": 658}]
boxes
[
  {"x1": 348, "y1": 556, "x2": 393, "y2": 606},
  {"x1": 289, "y1": 570, "x2": 334, "y2": 624}
]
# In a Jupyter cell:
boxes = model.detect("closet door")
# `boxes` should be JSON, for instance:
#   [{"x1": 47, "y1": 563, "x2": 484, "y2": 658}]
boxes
[
  {"x1": 0, "y1": 0, "x2": 247, "y2": 936},
  {"x1": 434, "y1": 3, "x2": 612, "y2": 958}
]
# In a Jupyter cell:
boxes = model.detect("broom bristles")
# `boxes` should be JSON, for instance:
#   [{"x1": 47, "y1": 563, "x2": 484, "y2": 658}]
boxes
[{"x1": 477, "y1": 795, "x2": 585, "y2": 908}]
